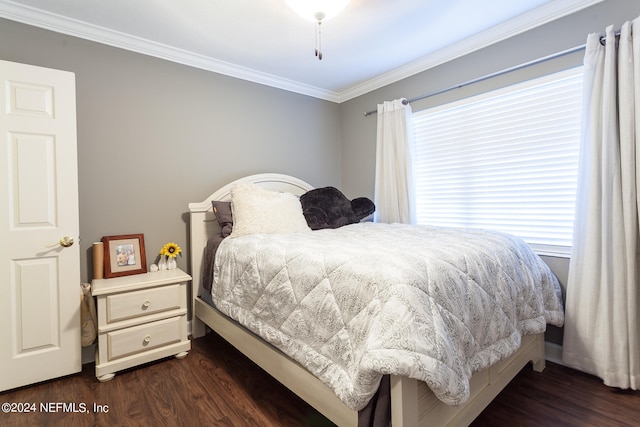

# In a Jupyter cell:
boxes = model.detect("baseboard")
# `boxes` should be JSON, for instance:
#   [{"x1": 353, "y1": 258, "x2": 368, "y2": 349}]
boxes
[
  {"x1": 190, "y1": 318, "x2": 567, "y2": 368},
  {"x1": 545, "y1": 341, "x2": 565, "y2": 366},
  {"x1": 82, "y1": 343, "x2": 96, "y2": 364},
  {"x1": 82, "y1": 333, "x2": 565, "y2": 373}
]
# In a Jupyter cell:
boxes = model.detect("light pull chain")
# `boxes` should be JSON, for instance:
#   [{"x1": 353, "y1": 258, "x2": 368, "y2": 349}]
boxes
[
  {"x1": 315, "y1": 20, "x2": 323, "y2": 60},
  {"x1": 313, "y1": 11, "x2": 325, "y2": 61}
]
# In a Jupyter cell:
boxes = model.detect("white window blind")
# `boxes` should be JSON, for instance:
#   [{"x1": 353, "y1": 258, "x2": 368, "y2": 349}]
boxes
[{"x1": 412, "y1": 66, "x2": 583, "y2": 255}]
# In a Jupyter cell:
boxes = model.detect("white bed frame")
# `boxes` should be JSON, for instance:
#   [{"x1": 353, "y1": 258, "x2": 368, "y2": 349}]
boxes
[{"x1": 188, "y1": 173, "x2": 546, "y2": 427}]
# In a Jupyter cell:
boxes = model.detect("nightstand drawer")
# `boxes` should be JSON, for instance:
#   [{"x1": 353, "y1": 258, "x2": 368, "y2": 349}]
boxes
[
  {"x1": 106, "y1": 284, "x2": 183, "y2": 324},
  {"x1": 107, "y1": 316, "x2": 183, "y2": 361}
]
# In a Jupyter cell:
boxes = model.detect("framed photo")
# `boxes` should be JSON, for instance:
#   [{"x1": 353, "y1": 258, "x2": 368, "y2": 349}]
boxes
[{"x1": 102, "y1": 234, "x2": 147, "y2": 278}]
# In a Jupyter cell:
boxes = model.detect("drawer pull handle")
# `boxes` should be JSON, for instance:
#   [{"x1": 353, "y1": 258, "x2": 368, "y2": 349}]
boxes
[
  {"x1": 143, "y1": 335, "x2": 151, "y2": 344},
  {"x1": 142, "y1": 300, "x2": 150, "y2": 309}
]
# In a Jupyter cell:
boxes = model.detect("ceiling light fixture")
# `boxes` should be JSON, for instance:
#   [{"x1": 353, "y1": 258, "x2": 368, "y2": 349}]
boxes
[{"x1": 285, "y1": 0, "x2": 351, "y2": 60}]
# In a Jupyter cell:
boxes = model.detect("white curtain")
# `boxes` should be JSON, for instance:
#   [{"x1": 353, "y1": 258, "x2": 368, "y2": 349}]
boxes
[
  {"x1": 563, "y1": 18, "x2": 640, "y2": 389},
  {"x1": 374, "y1": 98, "x2": 416, "y2": 224}
]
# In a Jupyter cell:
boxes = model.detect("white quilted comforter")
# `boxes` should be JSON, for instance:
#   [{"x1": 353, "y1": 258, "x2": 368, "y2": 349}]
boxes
[{"x1": 212, "y1": 222, "x2": 564, "y2": 410}]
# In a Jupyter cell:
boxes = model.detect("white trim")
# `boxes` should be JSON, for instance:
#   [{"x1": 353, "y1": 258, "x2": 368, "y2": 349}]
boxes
[
  {"x1": 545, "y1": 341, "x2": 565, "y2": 366},
  {"x1": 534, "y1": 246, "x2": 572, "y2": 259},
  {"x1": 0, "y1": 0, "x2": 342, "y2": 102},
  {"x1": 82, "y1": 344, "x2": 96, "y2": 364},
  {"x1": 338, "y1": 0, "x2": 603, "y2": 102},
  {"x1": 0, "y1": 0, "x2": 603, "y2": 102}
]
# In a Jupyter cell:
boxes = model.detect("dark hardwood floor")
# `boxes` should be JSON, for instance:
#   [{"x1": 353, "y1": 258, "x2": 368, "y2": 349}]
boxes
[{"x1": 1, "y1": 333, "x2": 638, "y2": 426}]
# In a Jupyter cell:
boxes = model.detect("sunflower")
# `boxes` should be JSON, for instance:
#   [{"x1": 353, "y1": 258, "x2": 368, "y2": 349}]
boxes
[{"x1": 160, "y1": 242, "x2": 182, "y2": 258}]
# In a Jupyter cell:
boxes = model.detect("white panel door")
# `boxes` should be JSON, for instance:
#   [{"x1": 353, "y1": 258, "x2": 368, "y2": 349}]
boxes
[{"x1": 0, "y1": 59, "x2": 81, "y2": 391}]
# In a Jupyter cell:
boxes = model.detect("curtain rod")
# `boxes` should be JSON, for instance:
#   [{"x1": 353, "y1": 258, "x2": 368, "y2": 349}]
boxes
[
  {"x1": 364, "y1": 30, "x2": 623, "y2": 117},
  {"x1": 363, "y1": 44, "x2": 586, "y2": 117}
]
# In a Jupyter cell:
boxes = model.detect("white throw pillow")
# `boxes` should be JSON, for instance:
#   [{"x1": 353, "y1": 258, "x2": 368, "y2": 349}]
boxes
[{"x1": 229, "y1": 182, "x2": 311, "y2": 237}]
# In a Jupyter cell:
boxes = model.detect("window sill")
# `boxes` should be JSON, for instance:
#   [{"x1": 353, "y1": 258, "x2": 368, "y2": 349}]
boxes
[{"x1": 531, "y1": 244, "x2": 571, "y2": 259}]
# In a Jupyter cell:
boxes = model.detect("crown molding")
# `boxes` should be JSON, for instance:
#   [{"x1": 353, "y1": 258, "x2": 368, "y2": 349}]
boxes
[
  {"x1": 0, "y1": 0, "x2": 342, "y2": 102},
  {"x1": 0, "y1": 0, "x2": 603, "y2": 104},
  {"x1": 337, "y1": 0, "x2": 604, "y2": 103}
]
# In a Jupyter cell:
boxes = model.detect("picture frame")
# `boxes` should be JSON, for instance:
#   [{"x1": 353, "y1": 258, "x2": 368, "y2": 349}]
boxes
[{"x1": 102, "y1": 234, "x2": 147, "y2": 278}]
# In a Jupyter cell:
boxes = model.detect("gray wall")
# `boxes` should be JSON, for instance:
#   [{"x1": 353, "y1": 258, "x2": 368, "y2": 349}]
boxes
[
  {"x1": 0, "y1": 18, "x2": 342, "y2": 283},
  {"x1": 339, "y1": 0, "x2": 640, "y2": 345},
  {"x1": 3, "y1": 0, "x2": 639, "y2": 345}
]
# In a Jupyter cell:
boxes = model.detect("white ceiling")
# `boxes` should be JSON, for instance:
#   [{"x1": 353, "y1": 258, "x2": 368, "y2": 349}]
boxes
[{"x1": 0, "y1": 0, "x2": 602, "y2": 102}]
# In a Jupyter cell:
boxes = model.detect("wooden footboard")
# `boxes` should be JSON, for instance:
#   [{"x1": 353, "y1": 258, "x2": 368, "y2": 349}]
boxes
[
  {"x1": 392, "y1": 332, "x2": 544, "y2": 426},
  {"x1": 194, "y1": 296, "x2": 545, "y2": 427}
]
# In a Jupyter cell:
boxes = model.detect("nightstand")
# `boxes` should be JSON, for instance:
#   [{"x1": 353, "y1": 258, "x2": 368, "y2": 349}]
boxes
[{"x1": 91, "y1": 269, "x2": 191, "y2": 382}]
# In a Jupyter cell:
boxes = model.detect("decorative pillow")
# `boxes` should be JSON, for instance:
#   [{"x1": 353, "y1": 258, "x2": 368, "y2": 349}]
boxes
[
  {"x1": 211, "y1": 201, "x2": 233, "y2": 237},
  {"x1": 229, "y1": 182, "x2": 311, "y2": 237},
  {"x1": 300, "y1": 186, "x2": 375, "y2": 230}
]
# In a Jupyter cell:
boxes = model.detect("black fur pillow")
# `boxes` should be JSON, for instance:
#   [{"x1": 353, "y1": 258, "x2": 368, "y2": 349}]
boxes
[{"x1": 300, "y1": 187, "x2": 375, "y2": 230}]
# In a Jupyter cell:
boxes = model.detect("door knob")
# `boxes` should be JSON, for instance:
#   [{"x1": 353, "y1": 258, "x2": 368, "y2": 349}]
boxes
[{"x1": 60, "y1": 236, "x2": 74, "y2": 248}]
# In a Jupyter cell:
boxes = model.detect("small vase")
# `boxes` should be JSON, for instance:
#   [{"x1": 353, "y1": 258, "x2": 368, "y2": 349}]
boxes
[
  {"x1": 158, "y1": 256, "x2": 167, "y2": 271},
  {"x1": 167, "y1": 257, "x2": 177, "y2": 270}
]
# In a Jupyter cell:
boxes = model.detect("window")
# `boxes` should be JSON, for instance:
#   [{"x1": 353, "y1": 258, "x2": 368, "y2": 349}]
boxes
[{"x1": 412, "y1": 67, "x2": 583, "y2": 256}]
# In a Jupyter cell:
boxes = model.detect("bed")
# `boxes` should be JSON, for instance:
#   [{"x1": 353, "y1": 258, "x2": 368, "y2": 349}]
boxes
[{"x1": 188, "y1": 173, "x2": 564, "y2": 426}]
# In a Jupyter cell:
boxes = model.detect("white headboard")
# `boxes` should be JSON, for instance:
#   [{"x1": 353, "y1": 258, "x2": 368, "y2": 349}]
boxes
[{"x1": 188, "y1": 173, "x2": 314, "y2": 329}]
